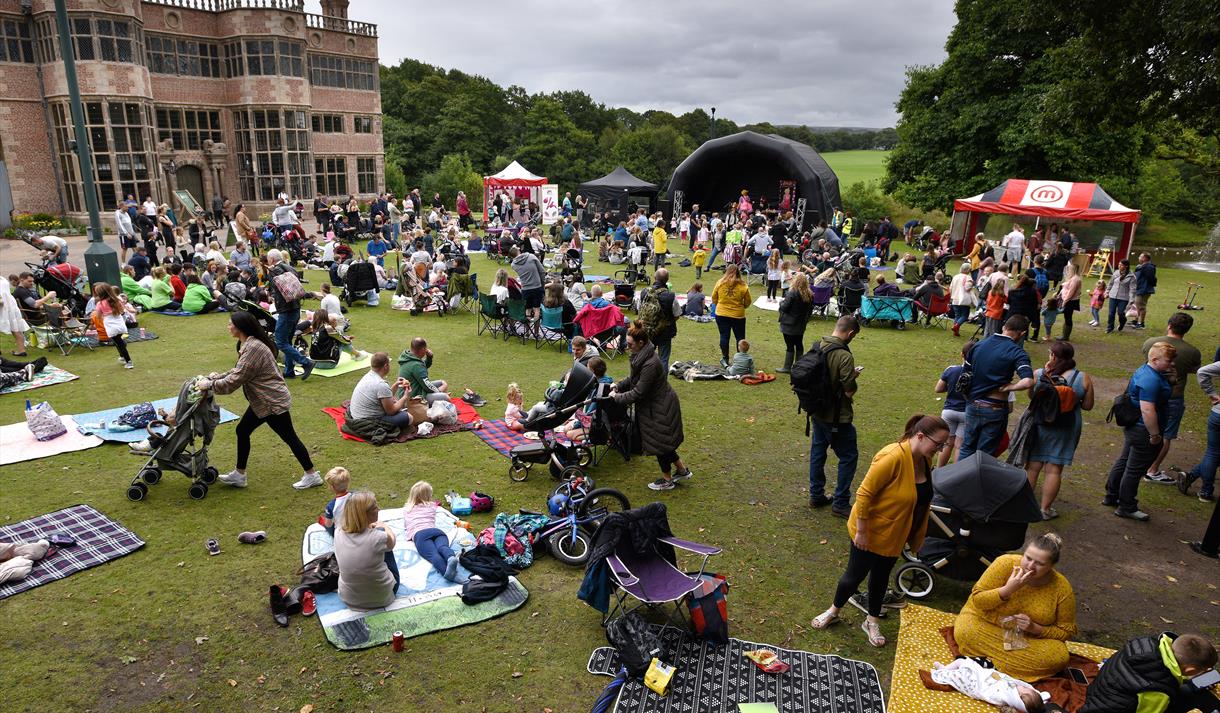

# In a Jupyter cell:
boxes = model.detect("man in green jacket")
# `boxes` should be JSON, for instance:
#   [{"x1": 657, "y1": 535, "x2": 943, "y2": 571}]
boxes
[
  {"x1": 396, "y1": 337, "x2": 448, "y2": 403},
  {"x1": 809, "y1": 315, "x2": 861, "y2": 518}
]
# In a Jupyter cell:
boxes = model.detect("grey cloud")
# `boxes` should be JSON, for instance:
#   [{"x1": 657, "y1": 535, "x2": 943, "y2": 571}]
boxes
[{"x1": 336, "y1": 0, "x2": 955, "y2": 128}]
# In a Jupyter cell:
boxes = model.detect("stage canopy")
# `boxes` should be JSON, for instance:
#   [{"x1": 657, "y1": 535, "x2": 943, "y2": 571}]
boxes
[
  {"x1": 668, "y1": 131, "x2": 841, "y2": 223},
  {"x1": 578, "y1": 166, "x2": 659, "y2": 218},
  {"x1": 950, "y1": 179, "x2": 1140, "y2": 265},
  {"x1": 484, "y1": 160, "x2": 547, "y2": 220}
]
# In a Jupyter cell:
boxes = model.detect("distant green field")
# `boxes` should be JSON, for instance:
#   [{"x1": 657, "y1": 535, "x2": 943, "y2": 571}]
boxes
[{"x1": 822, "y1": 150, "x2": 890, "y2": 187}]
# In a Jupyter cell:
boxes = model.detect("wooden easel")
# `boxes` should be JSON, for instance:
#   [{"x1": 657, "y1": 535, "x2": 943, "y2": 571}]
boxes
[{"x1": 1086, "y1": 248, "x2": 1112, "y2": 279}]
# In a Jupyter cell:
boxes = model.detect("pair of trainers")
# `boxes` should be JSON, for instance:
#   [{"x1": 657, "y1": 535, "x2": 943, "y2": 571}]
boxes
[
  {"x1": 216, "y1": 470, "x2": 323, "y2": 489},
  {"x1": 461, "y1": 389, "x2": 487, "y2": 407},
  {"x1": 1177, "y1": 472, "x2": 1216, "y2": 502},
  {"x1": 1143, "y1": 470, "x2": 1177, "y2": 485},
  {"x1": 847, "y1": 590, "x2": 907, "y2": 618},
  {"x1": 117, "y1": 357, "x2": 134, "y2": 369},
  {"x1": 648, "y1": 468, "x2": 693, "y2": 491}
]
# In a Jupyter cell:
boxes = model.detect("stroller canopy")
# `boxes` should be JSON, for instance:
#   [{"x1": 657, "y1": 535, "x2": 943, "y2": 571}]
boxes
[{"x1": 932, "y1": 452, "x2": 1042, "y2": 523}]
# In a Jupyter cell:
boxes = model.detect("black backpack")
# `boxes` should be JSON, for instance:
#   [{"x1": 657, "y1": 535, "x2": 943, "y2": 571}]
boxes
[
  {"x1": 952, "y1": 339, "x2": 979, "y2": 399},
  {"x1": 791, "y1": 342, "x2": 848, "y2": 431},
  {"x1": 460, "y1": 575, "x2": 508, "y2": 605},
  {"x1": 1107, "y1": 377, "x2": 1141, "y2": 428},
  {"x1": 605, "y1": 612, "x2": 662, "y2": 678}
]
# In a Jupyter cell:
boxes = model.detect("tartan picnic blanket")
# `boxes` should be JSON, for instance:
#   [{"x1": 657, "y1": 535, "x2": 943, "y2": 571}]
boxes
[
  {"x1": 471, "y1": 418, "x2": 534, "y2": 457},
  {"x1": 0, "y1": 504, "x2": 145, "y2": 600}
]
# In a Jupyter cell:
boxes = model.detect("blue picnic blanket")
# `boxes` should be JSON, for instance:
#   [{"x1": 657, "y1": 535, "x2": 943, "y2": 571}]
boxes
[{"x1": 71, "y1": 397, "x2": 239, "y2": 443}]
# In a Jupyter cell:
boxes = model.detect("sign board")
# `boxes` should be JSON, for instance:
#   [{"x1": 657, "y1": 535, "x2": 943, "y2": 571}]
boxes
[{"x1": 540, "y1": 184, "x2": 560, "y2": 225}]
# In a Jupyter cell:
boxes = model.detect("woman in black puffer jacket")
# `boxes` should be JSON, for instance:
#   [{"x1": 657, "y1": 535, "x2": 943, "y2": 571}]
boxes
[
  {"x1": 611, "y1": 322, "x2": 688, "y2": 492},
  {"x1": 1006, "y1": 271, "x2": 1044, "y2": 341}
]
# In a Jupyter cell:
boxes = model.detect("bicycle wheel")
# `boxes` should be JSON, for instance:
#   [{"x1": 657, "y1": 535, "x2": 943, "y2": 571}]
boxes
[
  {"x1": 576, "y1": 488, "x2": 630, "y2": 520},
  {"x1": 547, "y1": 529, "x2": 592, "y2": 566}
]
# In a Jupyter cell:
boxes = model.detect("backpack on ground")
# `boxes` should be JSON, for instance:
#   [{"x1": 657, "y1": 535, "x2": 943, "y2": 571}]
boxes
[
  {"x1": 605, "y1": 612, "x2": 662, "y2": 678},
  {"x1": 790, "y1": 342, "x2": 847, "y2": 432}
]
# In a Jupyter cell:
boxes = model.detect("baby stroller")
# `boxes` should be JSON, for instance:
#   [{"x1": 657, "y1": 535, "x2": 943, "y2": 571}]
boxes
[
  {"x1": 341, "y1": 260, "x2": 379, "y2": 306},
  {"x1": 25, "y1": 261, "x2": 87, "y2": 318},
  {"x1": 127, "y1": 377, "x2": 222, "y2": 501},
  {"x1": 892, "y1": 452, "x2": 1043, "y2": 600},
  {"x1": 509, "y1": 362, "x2": 599, "y2": 482},
  {"x1": 560, "y1": 248, "x2": 584, "y2": 285},
  {"x1": 235, "y1": 299, "x2": 276, "y2": 336}
]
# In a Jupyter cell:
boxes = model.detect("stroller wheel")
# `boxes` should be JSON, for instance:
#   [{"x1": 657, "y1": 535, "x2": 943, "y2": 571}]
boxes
[
  {"x1": 900, "y1": 546, "x2": 920, "y2": 564},
  {"x1": 559, "y1": 464, "x2": 585, "y2": 482},
  {"x1": 139, "y1": 467, "x2": 162, "y2": 485},
  {"x1": 574, "y1": 445, "x2": 594, "y2": 468},
  {"x1": 893, "y1": 562, "x2": 935, "y2": 600},
  {"x1": 201, "y1": 466, "x2": 219, "y2": 485},
  {"x1": 126, "y1": 482, "x2": 148, "y2": 502},
  {"x1": 189, "y1": 482, "x2": 209, "y2": 500},
  {"x1": 509, "y1": 461, "x2": 530, "y2": 482}
]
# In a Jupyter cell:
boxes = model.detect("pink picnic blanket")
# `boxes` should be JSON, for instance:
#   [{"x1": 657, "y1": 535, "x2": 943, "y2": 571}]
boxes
[{"x1": 0, "y1": 416, "x2": 104, "y2": 465}]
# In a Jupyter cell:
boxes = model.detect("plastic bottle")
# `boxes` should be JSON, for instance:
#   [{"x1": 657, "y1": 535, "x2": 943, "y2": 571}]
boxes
[{"x1": 25, "y1": 399, "x2": 32, "y2": 411}]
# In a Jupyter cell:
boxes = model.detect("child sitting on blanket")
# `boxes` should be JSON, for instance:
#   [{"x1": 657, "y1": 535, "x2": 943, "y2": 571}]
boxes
[
  {"x1": 403, "y1": 481, "x2": 466, "y2": 582},
  {"x1": 728, "y1": 339, "x2": 756, "y2": 377},
  {"x1": 320, "y1": 466, "x2": 351, "y2": 537},
  {"x1": 930, "y1": 657, "x2": 1048, "y2": 713},
  {"x1": 505, "y1": 383, "x2": 526, "y2": 432}
]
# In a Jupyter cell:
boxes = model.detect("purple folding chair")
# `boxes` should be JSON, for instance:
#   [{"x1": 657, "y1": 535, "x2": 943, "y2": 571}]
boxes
[{"x1": 605, "y1": 535, "x2": 722, "y2": 635}]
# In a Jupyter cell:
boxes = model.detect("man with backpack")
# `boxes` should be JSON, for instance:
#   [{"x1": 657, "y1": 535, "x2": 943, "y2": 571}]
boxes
[
  {"x1": 957, "y1": 315, "x2": 1035, "y2": 460},
  {"x1": 266, "y1": 249, "x2": 315, "y2": 381},
  {"x1": 637, "y1": 269, "x2": 681, "y2": 372},
  {"x1": 797, "y1": 315, "x2": 861, "y2": 517},
  {"x1": 1141, "y1": 313, "x2": 1201, "y2": 486}
]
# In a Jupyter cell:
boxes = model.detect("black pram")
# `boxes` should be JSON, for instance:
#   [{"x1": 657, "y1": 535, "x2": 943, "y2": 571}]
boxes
[
  {"x1": 892, "y1": 452, "x2": 1043, "y2": 599},
  {"x1": 126, "y1": 377, "x2": 222, "y2": 501},
  {"x1": 508, "y1": 362, "x2": 600, "y2": 482},
  {"x1": 341, "y1": 260, "x2": 379, "y2": 306}
]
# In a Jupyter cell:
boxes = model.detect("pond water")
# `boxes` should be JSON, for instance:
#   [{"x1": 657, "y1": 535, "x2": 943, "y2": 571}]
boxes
[{"x1": 1137, "y1": 221, "x2": 1220, "y2": 273}]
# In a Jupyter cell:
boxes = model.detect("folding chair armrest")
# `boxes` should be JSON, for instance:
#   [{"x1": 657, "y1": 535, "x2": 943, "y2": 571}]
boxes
[
  {"x1": 658, "y1": 536, "x2": 721, "y2": 556},
  {"x1": 606, "y1": 554, "x2": 638, "y2": 586}
]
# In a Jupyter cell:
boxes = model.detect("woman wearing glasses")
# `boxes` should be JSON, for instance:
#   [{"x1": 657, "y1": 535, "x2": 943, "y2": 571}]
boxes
[{"x1": 811, "y1": 413, "x2": 950, "y2": 648}]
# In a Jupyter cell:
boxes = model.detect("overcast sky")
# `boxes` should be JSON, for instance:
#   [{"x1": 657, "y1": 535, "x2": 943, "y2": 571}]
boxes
[{"x1": 322, "y1": 1, "x2": 958, "y2": 129}]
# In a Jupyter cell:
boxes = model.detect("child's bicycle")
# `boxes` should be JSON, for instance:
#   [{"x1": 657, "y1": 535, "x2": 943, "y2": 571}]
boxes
[{"x1": 524, "y1": 478, "x2": 630, "y2": 566}]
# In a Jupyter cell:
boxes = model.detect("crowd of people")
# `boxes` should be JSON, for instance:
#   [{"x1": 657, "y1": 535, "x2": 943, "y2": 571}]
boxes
[{"x1": 6, "y1": 184, "x2": 1218, "y2": 711}]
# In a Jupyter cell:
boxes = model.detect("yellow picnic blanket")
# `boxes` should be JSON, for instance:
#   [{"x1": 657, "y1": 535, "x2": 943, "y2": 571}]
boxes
[{"x1": 888, "y1": 604, "x2": 1115, "y2": 713}]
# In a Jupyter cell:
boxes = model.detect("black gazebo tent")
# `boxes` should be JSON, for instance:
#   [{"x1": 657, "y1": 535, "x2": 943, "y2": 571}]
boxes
[
  {"x1": 578, "y1": 166, "x2": 659, "y2": 221},
  {"x1": 668, "y1": 131, "x2": 842, "y2": 223}
]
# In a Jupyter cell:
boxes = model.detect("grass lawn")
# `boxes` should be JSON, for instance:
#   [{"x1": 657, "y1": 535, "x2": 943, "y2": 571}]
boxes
[
  {"x1": 822, "y1": 150, "x2": 890, "y2": 187},
  {"x1": 1, "y1": 243, "x2": 1218, "y2": 712}
]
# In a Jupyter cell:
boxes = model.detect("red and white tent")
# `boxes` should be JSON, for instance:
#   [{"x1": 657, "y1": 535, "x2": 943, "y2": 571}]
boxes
[
  {"x1": 483, "y1": 161, "x2": 547, "y2": 221},
  {"x1": 951, "y1": 179, "x2": 1140, "y2": 265}
]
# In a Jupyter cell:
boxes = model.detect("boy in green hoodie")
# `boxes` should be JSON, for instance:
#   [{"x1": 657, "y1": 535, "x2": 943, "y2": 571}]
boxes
[{"x1": 1080, "y1": 632, "x2": 1217, "y2": 713}]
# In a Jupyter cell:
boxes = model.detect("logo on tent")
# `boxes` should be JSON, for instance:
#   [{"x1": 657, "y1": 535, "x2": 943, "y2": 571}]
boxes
[{"x1": 1029, "y1": 185, "x2": 1064, "y2": 204}]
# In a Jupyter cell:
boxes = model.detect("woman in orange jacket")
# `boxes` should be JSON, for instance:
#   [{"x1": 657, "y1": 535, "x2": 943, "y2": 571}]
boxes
[{"x1": 811, "y1": 413, "x2": 950, "y2": 647}]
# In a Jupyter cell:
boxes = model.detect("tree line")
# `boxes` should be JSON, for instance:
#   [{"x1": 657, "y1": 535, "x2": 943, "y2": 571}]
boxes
[{"x1": 378, "y1": 58, "x2": 897, "y2": 206}]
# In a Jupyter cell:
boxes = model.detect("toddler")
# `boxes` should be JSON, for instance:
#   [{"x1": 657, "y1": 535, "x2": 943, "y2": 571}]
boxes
[
  {"x1": 505, "y1": 382, "x2": 526, "y2": 432},
  {"x1": 930, "y1": 657, "x2": 1047, "y2": 712},
  {"x1": 692, "y1": 245, "x2": 707, "y2": 279},
  {"x1": 984, "y1": 281, "x2": 1007, "y2": 337},
  {"x1": 1088, "y1": 279, "x2": 1106, "y2": 326},
  {"x1": 780, "y1": 259, "x2": 794, "y2": 295},
  {"x1": 1040, "y1": 295, "x2": 1060, "y2": 342},
  {"x1": 403, "y1": 481, "x2": 464, "y2": 582},
  {"x1": 684, "y1": 282, "x2": 707, "y2": 317},
  {"x1": 320, "y1": 467, "x2": 351, "y2": 537},
  {"x1": 728, "y1": 339, "x2": 756, "y2": 377},
  {"x1": 765, "y1": 249, "x2": 783, "y2": 301}
]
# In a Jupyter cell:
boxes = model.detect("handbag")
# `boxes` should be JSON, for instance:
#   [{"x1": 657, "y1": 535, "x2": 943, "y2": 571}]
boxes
[
  {"x1": 1106, "y1": 377, "x2": 1141, "y2": 428},
  {"x1": 296, "y1": 551, "x2": 339, "y2": 593},
  {"x1": 685, "y1": 572, "x2": 730, "y2": 644},
  {"x1": 25, "y1": 401, "x2": 67, "y2": 441}
]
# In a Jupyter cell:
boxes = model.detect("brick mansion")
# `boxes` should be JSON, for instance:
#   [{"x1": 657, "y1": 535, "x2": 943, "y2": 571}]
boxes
[{"x1": 0, "y1": 0, "x2": 383, "y2": 223}]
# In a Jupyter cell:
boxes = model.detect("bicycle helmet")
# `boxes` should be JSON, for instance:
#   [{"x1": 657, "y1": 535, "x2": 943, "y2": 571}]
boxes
[{"x1": 548, "y1": 493, "x2": 570, "y2": 517}]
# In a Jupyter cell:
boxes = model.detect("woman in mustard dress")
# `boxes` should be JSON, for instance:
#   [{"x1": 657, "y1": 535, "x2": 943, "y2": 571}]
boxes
[{"x1": 953, "y1": 533, "x2": 1078, "y2": 681}]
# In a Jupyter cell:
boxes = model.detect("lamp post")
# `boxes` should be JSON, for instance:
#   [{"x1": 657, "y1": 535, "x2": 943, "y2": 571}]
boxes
[
  {"x1": 710, "y1": 107, "x2": 716, "y2": 141},
  {"x1": 53, "y1": 0, "x2": 118, "y2": 287}
]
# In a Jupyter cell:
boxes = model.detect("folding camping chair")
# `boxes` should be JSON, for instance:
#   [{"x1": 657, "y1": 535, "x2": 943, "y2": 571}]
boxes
[
  {"x1": 602, "y1": 506, "x2": 722, "y2": 636},
  {"x1": 477, "y1": 293, "x2": 504, "y2": 339},
  {"x1": 37, "y1": 305, "x2": 94, "y2": 356},
  {"x1": 459, "y1": 273, "x2": 480, "y2": 314},
  {"x1": 504, "y1": 298, "x2": 532, "y2": 345},
  {"x1": 537, "y1": 305, "x2": 572, "y2": 351},
  {"x1": 836, "y1": 284, "x2": 865, "y2": 317},
  {"x1": 918, "y1": 292, "x2": 952, "y2": 329},
  {"x1": 810, "y1": 284, "x2": 833, "y2": 319}
]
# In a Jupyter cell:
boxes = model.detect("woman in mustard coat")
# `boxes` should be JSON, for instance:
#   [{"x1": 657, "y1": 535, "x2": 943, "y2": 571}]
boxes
[{"x1": 811, "y1": 414, "x2": 950, "y2": 647}]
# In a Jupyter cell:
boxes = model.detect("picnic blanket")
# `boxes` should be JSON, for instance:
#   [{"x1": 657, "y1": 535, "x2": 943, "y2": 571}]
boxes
[
  {"x1": 752, "y1": 295, "x2": 782, "y2": 312},
  {"x1": 301, "y1": 507, "x2": 528, "y2": 650},
  {"x1": 0, "y1": 416, "x2": 104, "y2": 465},
  {"x1": 0, "y1": 365, "x2": 77, "y2": 395},
  {"x1": 889, "y1": 605, "x2": 1115, "y2": 713},
  {"x1": 321, "y1": 406, "x2": 478, "y2": 444},
  {"x1": 588, "y1": 624, "x2": 886, "y2": 713},
  {"x1": 0, "y1": 504, "x2": 145, "y2": 600},
  {"x1": 85, "y1": 330, "x2": 159, "y2": 347},
  {"x1": 148, "y1": 309, "x2": 198, "y2": 316},
  {"x1": 668, "y1": 360, "x2": 736, "y2": 381},
  {"x1": 472, "y1": 418, "x2": 534, "y2": 457},
  {"x1": 71, "y1": 397, "x2": 239, "y2": 443},
  {"x1": 280, "y1": 350, "x2": 369, "y2": 378}
]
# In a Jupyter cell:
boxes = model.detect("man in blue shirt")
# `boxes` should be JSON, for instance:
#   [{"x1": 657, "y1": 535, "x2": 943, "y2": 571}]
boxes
[
  {"x1": 957, "y1": 315, "x2": 1035, "y2": 460},
  {"x1": 127, "y1": 247, "x2": 152, "y2": 281},
  {"x1": 634, "y1": 210, "x2": 651, "y2": 232},
  {"x1": 366, "y1": 233, "x2": 389, "y2": 266},
  {"x1": 1132, "y1": 252, "x2": 1157, "y2": 330},
  {"x1": 1105, "y1": 341, "x2": 1175, "y2": 521}
]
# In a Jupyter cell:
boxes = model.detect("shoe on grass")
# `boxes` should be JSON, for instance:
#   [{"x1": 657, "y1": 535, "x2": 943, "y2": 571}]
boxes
[
  {"x1": 810, "y1": 494, "x2": 832, "y2": 508},
  {"x1": 848, "y1": 592, "x2": 888, "y2": 618},
  {"x1": 218, "y1": 470, "x2": 248, "y2": 488},
  {"x1": 672, "y1": 468, "x2": 693, "y2": 482},
  {"x1": 1177, "y1": 472, "x2": 1197, "y2": 495},
  {"x1": 1041, "y1": 507, "x2": 1059, "y2": 521},
  {"x1": 830, "y1": 505, "x2": 851, "y2": 519},
  {"x1": 1200, "y1": 492, "x2": 1216, "y2": 503},
  {"x1": 293, "y1": 471, "x2": 323, "y2": 490},
  {"x1": 205, "y1": 538, "x2": 221, "y2": 556},
  {"x1": 1143, "y1": 471, "x2": 1176, "y2": 485},
  {"x1": 648, "y1": 477, "x2": 676, "y2": 491},
  {"x1": 300, "y1": 360, "x2": 315, "y2": 381},
  {"x1": 238, "y1": 530, "x2": 267, "y2": 545},
  {"x1": 124, "y1": 361, "x2": 133, "y2": 369},
  {"x1": 1189, "y1": 542, "x2": 1219, "y2": 559},
  {"x1": 1114, "y1": 508, "x2": 1151, "y2": 522}
]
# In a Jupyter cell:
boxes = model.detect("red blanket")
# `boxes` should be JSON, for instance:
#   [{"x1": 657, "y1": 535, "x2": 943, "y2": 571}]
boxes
[{"x1": 322, "y1": 399, "x2": 478, "y2": 444}]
